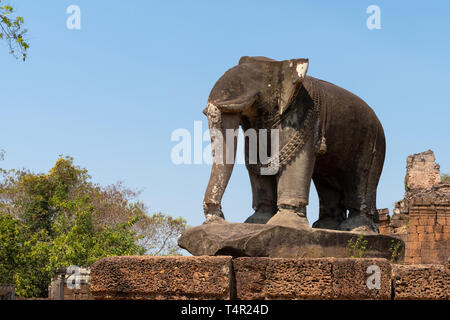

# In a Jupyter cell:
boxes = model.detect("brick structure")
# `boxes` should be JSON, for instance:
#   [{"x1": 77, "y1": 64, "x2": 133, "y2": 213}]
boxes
[
  {"x1": 378, "y1": 208, "x2": 391, "y2": 235},
  {"x1": 380, "y1": 150, "x2": 449, "y2": 265},
  {"x1": 405, "y1": 193, "x2": 450, "y2": 264}
]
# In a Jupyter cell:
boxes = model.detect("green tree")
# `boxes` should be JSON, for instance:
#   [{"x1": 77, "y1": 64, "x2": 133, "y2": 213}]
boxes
[
  {"x1": 87, "y1": 181, "x2": 187, "y2": 255},
  {"x1": 0, "y1": 1, "x2": 29, "y2": 60},
  {"x1": 0, "y1": 213, "x2": 25, "y2": 284},
  {"x1": 133, "y1": 212, "x2": 187, "y2": 255},
  {"x1": 0, "y1": 156, "x2": 186, "y2": 297},
  {"x1": 442, "y1": 173, "x2": 450, "y2": 183}
]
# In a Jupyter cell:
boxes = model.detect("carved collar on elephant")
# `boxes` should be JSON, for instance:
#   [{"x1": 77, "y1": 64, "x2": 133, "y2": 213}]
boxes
[
  {"x1": 245, "y1": 108, "x2": 317, "y2": 174},
  {"x1": 256, "y1": 77, "x2": 320, "y2": 128},
  {"x1": 246, "y1": 78, "x2": 327, "y2": 174}
]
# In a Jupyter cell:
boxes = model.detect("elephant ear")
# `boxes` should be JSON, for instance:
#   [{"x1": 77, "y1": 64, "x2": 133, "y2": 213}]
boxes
[
  {"x1": 279, "y1": 58, "x2": 309, "y2": 115},
  {"x1": 207, "y1": 64, "x2": 263, "y2": 113}
]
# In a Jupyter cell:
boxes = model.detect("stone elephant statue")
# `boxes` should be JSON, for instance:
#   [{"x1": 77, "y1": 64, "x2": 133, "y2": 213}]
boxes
[{"x1": 202, "y1": 56, "x2": 385, "y2": 231}]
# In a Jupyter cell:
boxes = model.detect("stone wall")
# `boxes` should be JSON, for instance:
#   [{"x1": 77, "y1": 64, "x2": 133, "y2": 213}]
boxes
[
  {"x1": 90, "y1": 256, "x2": 450, "y2": 300},
  {"x1": 405, "y1": 150, "x2": 441, "y2": 190},
  {"x1": 380, "y1": 150, "x2": 449, "y2": 265},
  {"x1": 405, "y1": 196, "x2": 449, "y2": 264}
]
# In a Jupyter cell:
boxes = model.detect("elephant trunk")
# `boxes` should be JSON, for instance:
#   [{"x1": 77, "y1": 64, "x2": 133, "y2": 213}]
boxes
[{"x1": 203, "y1": 104, "x2": 241, "y2": 220}]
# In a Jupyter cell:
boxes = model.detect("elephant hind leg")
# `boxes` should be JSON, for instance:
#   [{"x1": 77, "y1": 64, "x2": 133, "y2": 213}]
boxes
[
  {"x1": 339, "y1": 161, "x2": 383, "y2": 232},
  {"x1": 312, "y1": 175, "x2": 346, "y2": 230},
  {"x1": 244, "y1": 171, "x2": 277, "y2": 224}
]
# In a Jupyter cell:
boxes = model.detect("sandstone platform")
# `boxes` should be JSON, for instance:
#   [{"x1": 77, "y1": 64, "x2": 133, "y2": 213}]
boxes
[
  {"x1": 90, "y1": 256, "x2": 449, "y2": 300},
  {"x1": 178, "y1": 221, "x2": 405, "y2": 261}
]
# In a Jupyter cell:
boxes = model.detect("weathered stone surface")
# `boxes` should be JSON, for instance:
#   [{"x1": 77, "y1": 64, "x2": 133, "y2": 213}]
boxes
[
  {"x1": 381, "y1": 150, "x2": 450, "y2": 265},
  {"x1": 331, "y1": 258, "x2": 391, "y2": 300},
  {"x1": 234, "y1": 258, "x2": 391, "y2": 300},
  {"x1": 405, "y1": 150, "x2": 441, "y2": 191},
  {"x1": 90, "y1": 256, "x2": 233, "y2": 300},
  {"x1": 234, "y1": 257, "x2": 333, "y2": 300},
  {"x1": 178, "y1": 221, "x2": 404, "y2": 261},
  {"x1": 0, "y1": 285, "x2": 15, "y2": 300},
  {"x1": 392, "y1": 264, "x2": 449, "y2": 300},
  {"x1": 88, "y1": 255, "x2": 449, "y2": 300}
]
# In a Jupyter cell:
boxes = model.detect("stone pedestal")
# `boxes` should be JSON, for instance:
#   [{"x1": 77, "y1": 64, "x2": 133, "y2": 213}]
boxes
[{"x1": 178, "y1": 221, "x2": 405, "y2": 261}]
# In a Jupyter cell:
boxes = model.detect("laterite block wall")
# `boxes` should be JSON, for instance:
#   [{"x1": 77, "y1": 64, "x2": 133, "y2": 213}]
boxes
[
  {"x1": 90, "y1": 256, "x2": 449, "y2": 300},
  {"x1": 405, "y1": 197, "x2": 449, "y2": 264}
]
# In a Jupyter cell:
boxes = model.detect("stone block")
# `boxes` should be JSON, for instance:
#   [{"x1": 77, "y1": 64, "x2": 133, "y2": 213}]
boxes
[
  {"x1": 90, "y1": 256, "x2": 233, "y2": 300},
  {"x1": 405, "y1": 246, "x2": 419, "y2": 259},
  {"x1": 234, "y1": 257, "x2": 333, "y2": 300},
  {"x1": 418, "y1": 233, "x2": 435, "y2": 242},
  {"x1": 390, "y1": 219, "x2": 406, "y2": 228},
  {"x1": 420, "y1": 241, "x2": 435, "y2": 250},
  {"x1": 408, "y1": 232, "x2": 419, "y2": 242},
  {"x1": 420, "y1": 217, "x2": 436, "y2": 227},
  {"x1": 408, "y1": 218, "x2": 419, "y2": 227},
  {"x1": 234, "y1": 258, "x2": 391, "y2": 300},
  {"x1": 437, "y1": 216, "x2": 446, "y2": 225},
  {"x1": 331, "y1": 258, "x2": 391, "y2": 300},
  {"x1": 392, "y1": 264, "x2": 449, "y2": 300},
  {"x1": 435, "y1": 232, "x2": 444, "y2": 241},
  {"x1": 408, "y1": 225, "x2": 417, "y2": 234}
]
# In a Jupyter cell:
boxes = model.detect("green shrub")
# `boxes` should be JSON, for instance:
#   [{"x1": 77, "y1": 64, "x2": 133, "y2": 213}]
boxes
[
  {"x1": 389, "y1": 240, "x2": 404, "y2": 263},
  {"x1": 347, "y1": 233, "x2": 368, "y2": 258}
]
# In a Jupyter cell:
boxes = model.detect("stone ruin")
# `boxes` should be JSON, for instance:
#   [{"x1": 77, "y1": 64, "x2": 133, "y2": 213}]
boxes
[
  {"x1": 0, "y1": 285, "x2": 15, "y2": 300},
  {"x1": 57, "y1": 150, "x2": 450, "y2": 300},
  {"x1": 48, "y1": 266, "x2": 92, "y2": 300},
  {"x1": 87, "y1": 150, "x2": 448, "y2": 300},
  {"x1": 379, "y1": 150, "x2": 449, "y2": 264}
]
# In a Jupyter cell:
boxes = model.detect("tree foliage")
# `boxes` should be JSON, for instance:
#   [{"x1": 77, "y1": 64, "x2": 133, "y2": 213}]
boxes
[
  {"x1": 442, "y1": 173, "x2": 450, "y2": 183},
  {"x1": 0, "y1": 1, "x2": 29, "y2": 60},
  {"x1": 0, "y1": 156, "x2": 187, "y2": 297}
]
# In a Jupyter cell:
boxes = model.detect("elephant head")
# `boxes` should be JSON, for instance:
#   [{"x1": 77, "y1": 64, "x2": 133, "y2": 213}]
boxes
[{"x1": 203, "y1": 56, "x2": 309, "y2": 221}]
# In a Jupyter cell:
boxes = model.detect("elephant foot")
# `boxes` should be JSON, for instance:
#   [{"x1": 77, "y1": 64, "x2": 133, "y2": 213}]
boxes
[
  {"x1": 267, "y1": 205, "x2": 310, "y2": 230},
  {"x1": 338, "y1": 212, "x2": 378, "y2": 233},
  {"x1": 312, "y1": 218, "x2": 342, "y2": 230},
  {"x1": 203, "y1": 203, "x2": 225, "y2": 224},
  {"x1": 244, "y1": 211, "x2": 273, "y2": 224}
]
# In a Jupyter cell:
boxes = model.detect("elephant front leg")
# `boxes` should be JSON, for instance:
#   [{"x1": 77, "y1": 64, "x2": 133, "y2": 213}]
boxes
[
  {"x1": 267, "y1": 136, "x2": 316, "y2": 229},
  {"x1": 203, "y1": 110, "x2": 241, "y2": 223}
]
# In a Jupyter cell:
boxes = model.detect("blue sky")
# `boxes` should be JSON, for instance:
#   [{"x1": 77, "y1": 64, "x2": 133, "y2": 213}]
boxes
[{"x1": 1, "y1": 1, "x2": 449, "y2": 228}]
